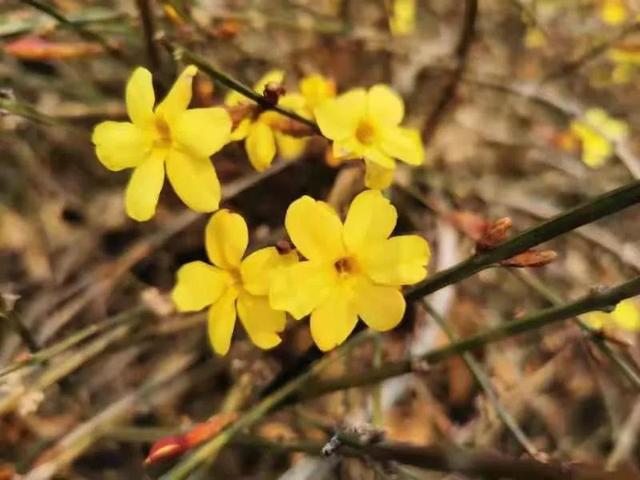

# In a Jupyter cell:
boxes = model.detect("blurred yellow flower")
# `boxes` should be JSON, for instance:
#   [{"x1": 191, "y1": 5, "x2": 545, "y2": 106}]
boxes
[
  {"x1": 299, "y1": 73, "x2": 336, "y2": 114},
  {"x1": 569, "y1": 108, "x2": 629, "y2": 168},
  {"x1": 524, "y1": 28, "x2": 547, "y2": 49},
  {"x1": 608, "y1": 47, "x2": 640, "y2": 83},
  {"x1": 226, "y1": 70, "x2": 310, "y2": 171},
  {"x1": 92, "y1": 66, "x2": 231, "y2": 221},
  {"x1": 314, "y1": 85, "x2": 424, "y2": 189},
  {"x1": 599, "y1": 0, "x2": 629, "y2": 25},
  {"x1": 389, "y1": 0, "x2": 416, "y2": 36},
  {"x1": 585, "y1": 300, "x2": 640, "y2": 332},
  {"x1": 172, "y1": 210, "x2": 296, "y2": 355},
  {"x1": 270, "y1": 190, "x2": 430, "y2": 351}
]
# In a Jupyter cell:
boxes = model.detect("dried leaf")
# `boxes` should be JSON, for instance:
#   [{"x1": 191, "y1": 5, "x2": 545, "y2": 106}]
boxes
[{"x1": 4, "y1": 36, "x2": 102, "y2": 60}]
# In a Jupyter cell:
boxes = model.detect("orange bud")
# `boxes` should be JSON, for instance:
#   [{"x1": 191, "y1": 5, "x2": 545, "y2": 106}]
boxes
[
  {"x1": 145, "y1": 436, "x2": 188, "y2": 465},
  {"x1": 501, "y1": 249, "x2": 558, "y2": 268},
  {"x1": 145, "y1": 412, "x2": 238, "y2": 465},
  {"x1": 478, "y1": 217, "x2": 512, "y2": 251}
]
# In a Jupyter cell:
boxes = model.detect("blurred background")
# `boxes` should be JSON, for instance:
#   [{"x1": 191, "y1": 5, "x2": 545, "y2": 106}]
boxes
[{"x1": 2, "y1": 0, "x2": 640, "y2": 478}]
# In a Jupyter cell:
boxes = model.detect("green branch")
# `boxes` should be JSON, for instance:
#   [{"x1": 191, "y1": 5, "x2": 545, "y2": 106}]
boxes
[
  {"x1": 297, "y1": 274, "x2": 640, "y2": 400},
  {"x1": 172, "y1": 47, "x2": 321, "y2": 133},
  {"x1": 406, "y1": 179, "x2": 640, "y2": 300}
]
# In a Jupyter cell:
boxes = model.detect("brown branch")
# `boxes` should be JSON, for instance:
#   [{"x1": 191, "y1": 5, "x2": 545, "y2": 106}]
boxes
[{"x1": 421, "y1": 0, "x2": 477, "y2": 143}]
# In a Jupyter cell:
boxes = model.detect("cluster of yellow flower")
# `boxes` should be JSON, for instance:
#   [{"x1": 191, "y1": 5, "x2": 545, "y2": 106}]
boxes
[{"x1": 91, "y1": 65, "x2": 430, "y2": 354}]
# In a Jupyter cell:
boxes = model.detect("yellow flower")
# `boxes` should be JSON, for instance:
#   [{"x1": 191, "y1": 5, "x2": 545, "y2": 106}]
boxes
[
  {"x1": 92, "y1": 66, "x2": 232, "y2": 221},
  {"x1": 299, "y1": 73, "x2": 336, "y2": 113},
  {"x1": 226, "y1": 70, "x2": 308, "y2": 171},
  {"x1": 389, "y1": 0, "x2": 417, "y2": 36},
  {"x1": 270, "y1": 190, "x2": 430, "y2": 351},
  {"x1": 569, "y1": 108, "x2": 629, "y2": 168},
  {"x1": 600, "y1": 0, "x2": 629, "y2": 25},
  {"x1": 314, "y1": 85, "x2": 424, "y2": 190},
  {"x1": 585, "y1": 300, "x2": 640, "y2": 332},
  {"x1": 172, "y1": 210, "x2": 297, "y2": 355}
]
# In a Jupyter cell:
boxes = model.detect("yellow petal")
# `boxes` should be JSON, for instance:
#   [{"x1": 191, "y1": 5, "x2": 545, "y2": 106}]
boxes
[
  {"x1": 205, "y1": 209, "x2": 248, "y2": 270},
  {"x1": 275, "y1": 133, "x2": 307, "y2": 160},
  {"x1": 166, "y1": 149, "x2": 221, "y2": 212},
  {"x1": 367, "y1": 84, "x2": 404, "y2": 126},
  {"x1": 359, "y1": 235, "x2": 430, "y2": 286},
  {"x1": 353, "y1": 278, "x2": 405, "y2": 331},
  {"x1": 230, "y1": 117, "x2": 251, "y2": 141},
  {"x1": 237, "y1": 292, "x2": 285, "y2": 349},
  {"x1": 344, "y1": 190, "x2": 397, "y2": 252},
  {"x1": 380, "y1": 126, "x2": 424, "y2": 165},
  {"x1": 253, "y1": 69, "x2": 285, "y2": 94},
  {"x1": 173, "y1": 107, "x2": 232, "y2": 158},
  {"x1": 240, "y1": 247, "x2": 297, "y2": 296},
  {"x1": 270, "y1": 261, "x2": 336, "y2": 319},
  {"x1": 171, "y1": 261, "x2": 230, "y2": 311},
  {"x1": 612, "y1": 300, "x2": 640, "y2": 331},
  {"x1": 363, "y1": 145, "x2": 395, "y2": 168},
  {"x1": 125, "y1": 152, "x2": 165, "y2": 221},
  {"x1": 584, "y1": 311, "x2": 606, "y2": 329},
  {"x1": 92, "y1": 121, "x2": 150, "y2": 171},
  {"x1": 246, "y1": 121, "x2": 276, "y2": 171},
  {"x1": 126, "y1": 67, "x2": 155, "y2": 127},
  {"x1": 285, "y1": 196, "x2": 345, "y2": 262},
  {"x1": 314, "y1": 89, "x2": 367, "y2": 141},
  {"x1": 300, "y1": 74, "x2": 335, "y2": 111},
  {"x1": 364, "y1": 160, "x2": 395, "y2": 189},
  {"x1": 156, "y1": 65, "x2": 197, "y2": 121},
  {"x1": 310, "y1": 283, "x2": 358, "y2": 351},
  {"x1": 207, "y1": 290, "x2": 237, "y2": 356}
]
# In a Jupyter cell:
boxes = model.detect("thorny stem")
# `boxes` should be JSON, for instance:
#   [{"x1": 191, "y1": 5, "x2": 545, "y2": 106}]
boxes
[
  {"x1": 296, "y1": 274, "x2": 640, "y2": 401},
  {"x1": 423, "y1": 301, "x2": 539, "y2": 457},
  {"x1": 172, "y1": 46, "x2": 321, "y2": 133}
]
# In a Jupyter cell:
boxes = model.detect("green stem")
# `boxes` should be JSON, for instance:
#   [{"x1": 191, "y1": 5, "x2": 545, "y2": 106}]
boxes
[
  {"x1": 297, "y1": 274, "x2": 640, "y2": 400},
  {"x1": 173, "y1": 47, "x2": 320, "y2": 133},
  {"x1": 512, "y1": 270, "x2": 640, "y2": 389},
  {"x1": 406, "y1": 179, "x2": 640, "y2": 301}
]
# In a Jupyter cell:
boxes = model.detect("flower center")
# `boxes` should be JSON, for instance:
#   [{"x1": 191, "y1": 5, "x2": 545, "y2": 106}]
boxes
[
  {"x1": 355, "y1": 119, "x2": 377, "y2": 145},
  {"x1": 154, "y1": 114, "x2": 172, "y2": 147},
  {"x1": 228, "y1": 268, "x2": 243, "y2": 289},
  {"x1": 334, "y1": 256, "x2": 358, "y2": 275}
]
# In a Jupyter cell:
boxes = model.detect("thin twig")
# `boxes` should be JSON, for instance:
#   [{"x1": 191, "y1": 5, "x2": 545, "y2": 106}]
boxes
[
  {"x1": 0, "y1": 307, "x2": 39, "y2": 354},
  {"x1": 108, "y1": 427, "x2": 627, "y2": 480},
  {"x1": 135, "y1": 0, "x2": 160, "y2": 70},
  {"x1": 512, "y1": 270, "x2": 640, "y2": 389},
  {"x1": 171, "y1": 46, "x2": 320, "y2": 133},
  {"x1": 159, "y1": 332, "x2": 374, "y2": 479},
  {"x1": 21, "y1": 0, "x2": 127, "y2": 62},
  {"x1": 421, "y1": 0, "x2": 477, "y2": 143},
  {"x1": 423, "y1": 301, "x2": 540, "y2": 457}
]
